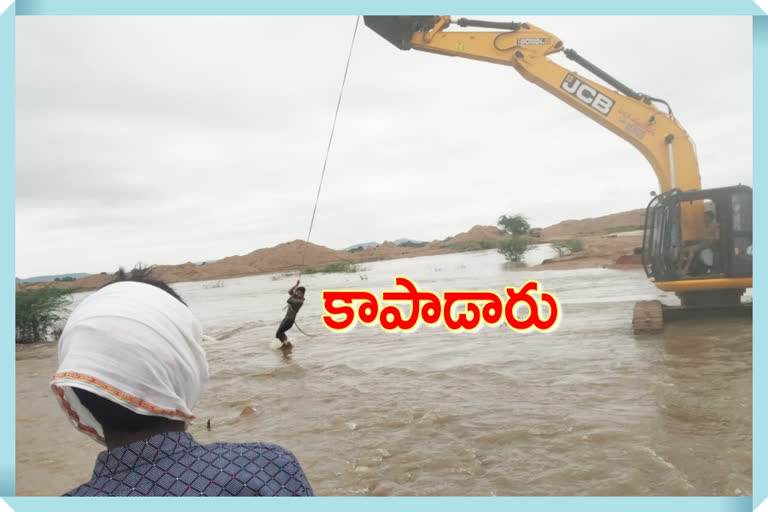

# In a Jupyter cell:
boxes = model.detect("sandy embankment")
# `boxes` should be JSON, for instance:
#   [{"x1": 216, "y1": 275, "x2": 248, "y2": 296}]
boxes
[
  {"x1": 18, "y1": 209, "x2": 647, "y2": 291},
  {"x1": 533, "y1": 209, "x2": 645, "y2": 270}
]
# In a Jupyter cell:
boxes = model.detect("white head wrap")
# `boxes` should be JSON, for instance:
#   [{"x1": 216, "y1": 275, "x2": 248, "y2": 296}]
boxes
[{"x1": 50, "y1": 281, "x2": 209, "y2": 445}]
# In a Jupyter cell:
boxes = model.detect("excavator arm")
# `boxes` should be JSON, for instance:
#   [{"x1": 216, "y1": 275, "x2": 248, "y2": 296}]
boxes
[
  {"x1": 364, "y1": 15, "x2": 752, "y2": 330},
  {"x1": 364, "y1": 16, "x2": 703, "y2": 238}
]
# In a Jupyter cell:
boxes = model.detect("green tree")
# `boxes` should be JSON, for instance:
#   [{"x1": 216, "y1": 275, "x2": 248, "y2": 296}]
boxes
[
  {"x1": 497, "y1": 214, "x2": 531, "y2": 235},
  {"x1": 16, "y1": 287, "x2": 73, "y2": 344},
  {"x1": 497, "y1": 235, "x2": 532, "y2": 262}
]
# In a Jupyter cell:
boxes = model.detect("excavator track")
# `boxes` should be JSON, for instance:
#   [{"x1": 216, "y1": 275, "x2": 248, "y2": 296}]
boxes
[
  {"x1": 632, "y1": 300, "x2": 664, "y2": 334},
  {"x1": 632, "y1": 299, "x2": 752, "y2": 334}
]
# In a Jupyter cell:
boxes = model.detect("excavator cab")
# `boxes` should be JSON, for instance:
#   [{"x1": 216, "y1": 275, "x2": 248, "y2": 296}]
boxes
[{"x1": 642, "y1": 185, "x2": 752, "y2": 306}]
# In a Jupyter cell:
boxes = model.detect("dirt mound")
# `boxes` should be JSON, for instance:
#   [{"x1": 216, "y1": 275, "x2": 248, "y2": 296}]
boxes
[
  {"x1": 352, "y1": 241, "x2": 407, "y2": 259},
  {"x1": 444, "y1": 225, "x2": 507, "y2": 245},
  {"x1": 533, "y1": 234, "x2": 644, "y2": 270},
  {"x1": 69, "y1": 274, "x2": 113, "y2": 289},
  {"x1": 540, "y1": 209, "x2": 645, "y2": 240},
  {"x1": 350, "y1": 225, "x2": 507, "y2": 261},
  {"x1": 151, "y1": 262, "x2": 209, "y2": 283},
  {"x1": 350, "y1": 241, "x2": 446, "y2": 261},
  {"x1": 16, "y1": 273, "x2": 113, "y2": 291},
  {"x1": 30, "y1": 240, "x2": 358, "y2": 289},
  {"x1": 151, "y1": 240, "x2": 355, "y2": 283}
]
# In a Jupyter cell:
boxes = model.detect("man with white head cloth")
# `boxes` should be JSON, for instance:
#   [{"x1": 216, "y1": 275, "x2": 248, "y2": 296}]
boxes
[{"x1": 51, "y1": 273, "x2": 314, "y2": 496}]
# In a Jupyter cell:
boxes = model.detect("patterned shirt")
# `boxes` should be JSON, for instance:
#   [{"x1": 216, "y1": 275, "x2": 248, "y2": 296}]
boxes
[{"x1": 63, "y1": 431, "x2": 314, "y2": 496}]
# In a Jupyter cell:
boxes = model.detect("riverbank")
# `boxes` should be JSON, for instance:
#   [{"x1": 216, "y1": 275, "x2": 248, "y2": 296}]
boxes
[{"x1": 17, "y1": 209, "x2": 646, "y2": 291}]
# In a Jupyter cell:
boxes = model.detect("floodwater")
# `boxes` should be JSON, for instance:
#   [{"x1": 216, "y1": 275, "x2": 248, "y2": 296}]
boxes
[{"x1": 16, "y1": 247, "x2": 752, "y2": 496}]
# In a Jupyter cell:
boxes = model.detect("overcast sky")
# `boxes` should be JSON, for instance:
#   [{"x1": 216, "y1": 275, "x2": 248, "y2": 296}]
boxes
[{"x1": 15, "y1": 15, "x2": 752, "y2": 277}]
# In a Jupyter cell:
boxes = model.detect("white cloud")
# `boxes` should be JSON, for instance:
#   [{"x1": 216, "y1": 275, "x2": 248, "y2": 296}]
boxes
[{"x1": 15, "y1": 15, "x2": 753, "y2": 277}]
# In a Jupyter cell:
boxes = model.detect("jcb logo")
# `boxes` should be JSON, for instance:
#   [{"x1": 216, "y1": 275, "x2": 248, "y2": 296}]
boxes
[{"x1": 560, "y1": 74, "x2": 614, "y2": 116}]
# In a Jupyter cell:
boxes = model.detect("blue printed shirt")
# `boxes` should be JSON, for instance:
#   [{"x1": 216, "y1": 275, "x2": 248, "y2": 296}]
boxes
[{"x1": 63, "y1": 431, "x2": 314, "y2": 496}]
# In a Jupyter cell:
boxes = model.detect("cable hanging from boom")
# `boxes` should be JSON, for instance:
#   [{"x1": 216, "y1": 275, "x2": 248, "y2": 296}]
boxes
[
  {"x1": 298, "y1": 15, "x2": 361, "y2": 281},
  {"x1": 282, "y1": 16, "x2": 360, "y2": 340}
]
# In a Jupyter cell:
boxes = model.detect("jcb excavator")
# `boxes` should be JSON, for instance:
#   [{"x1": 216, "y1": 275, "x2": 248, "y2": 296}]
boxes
[{"x1": 363, "y1": 16, "x2": 753, "y2": 333}]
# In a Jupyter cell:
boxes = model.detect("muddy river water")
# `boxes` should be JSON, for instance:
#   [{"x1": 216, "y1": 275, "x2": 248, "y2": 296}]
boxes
[{"x1": 16, "y1": 248, "x2": 752, "y2": 496}]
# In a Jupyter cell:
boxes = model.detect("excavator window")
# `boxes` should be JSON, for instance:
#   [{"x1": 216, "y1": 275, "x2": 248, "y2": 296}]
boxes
[
  {"x1": 729, "y1": 188, "x2": 752, "y2": 276},
  {"x1": 678, "y1": 199, "x2": 721, "y2": 278},
  {"x1": 643, "y1": 193, "x2": 679, "y2": 281},
  {"x1": 643, "y1": 186, "x2": 752, "y2": 282}
]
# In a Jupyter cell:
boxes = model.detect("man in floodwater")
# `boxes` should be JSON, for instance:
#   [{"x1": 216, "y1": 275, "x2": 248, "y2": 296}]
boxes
[
  {"x1": 276, "y1": 280, "x2": 305, "y2": 347},
  {"x1": 51, "y1": 270, "x2": 313, "y2": 496}
]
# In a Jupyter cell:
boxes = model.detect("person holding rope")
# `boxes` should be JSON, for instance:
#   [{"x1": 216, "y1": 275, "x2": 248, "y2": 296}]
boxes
[
  {"x1": 275, "y1": 280, "x2": 305, "y2": 347},
  {"x1": 271, "y1": 16, "x2": 357, "y2": 348}
]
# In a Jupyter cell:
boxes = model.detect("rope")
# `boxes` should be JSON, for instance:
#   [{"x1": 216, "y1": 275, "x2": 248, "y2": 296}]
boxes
[
  {"x1": 280, "y1": 17, "x2": 359, "y2": 340},
  {"x1": 292, "y1": 320, "x2": 316, "y2": 338},
  {"x1": 298, "y1": 15, "x2": 360, "y2": 281}
]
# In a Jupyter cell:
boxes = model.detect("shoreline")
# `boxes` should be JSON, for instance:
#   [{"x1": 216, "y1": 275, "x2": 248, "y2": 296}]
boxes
[
  {"x1": 16, "y1": 233, "x2": 644, "y2": 293},
  {"x1": 18, "y1": 209, "x2": 650, "y2": 291}
]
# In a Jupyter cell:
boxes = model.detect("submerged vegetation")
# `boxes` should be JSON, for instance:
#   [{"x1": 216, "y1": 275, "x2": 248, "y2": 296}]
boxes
[
  {"x1": 303, "y1": 262, "x2": 363, "y2": 274},
  {"x1": 551, "y1": 239, "x2": 585, "y2": 256},
  {"x1": 444, "y1": 240, "x2": 502, "y2": 252},
  {"x1": 497, "y1": 235, "x2": 532, "y2": 263}
]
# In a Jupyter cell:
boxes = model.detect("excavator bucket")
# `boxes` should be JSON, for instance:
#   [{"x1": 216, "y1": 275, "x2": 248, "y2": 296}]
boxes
[{"x1": 363, "y1": 16, "x2": 440, "y2": 50}]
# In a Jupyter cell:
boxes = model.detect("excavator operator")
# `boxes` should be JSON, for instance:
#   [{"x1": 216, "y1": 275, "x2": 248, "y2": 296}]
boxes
[{"x1": 678, "y1": 201, "x2": 720, "y2": 277}]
